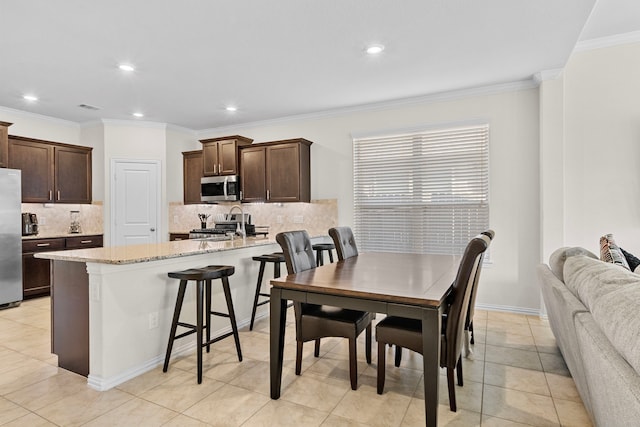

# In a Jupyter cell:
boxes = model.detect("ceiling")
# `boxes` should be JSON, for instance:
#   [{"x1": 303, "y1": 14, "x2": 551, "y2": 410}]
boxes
[{"x1": 1, "y1": 0, "x2": 639, "y2": 131}]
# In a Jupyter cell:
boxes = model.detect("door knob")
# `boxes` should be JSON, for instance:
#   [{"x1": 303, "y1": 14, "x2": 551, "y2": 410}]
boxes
[{"x1": 150, "y1": 228, "x2": 156, "y2": 232}]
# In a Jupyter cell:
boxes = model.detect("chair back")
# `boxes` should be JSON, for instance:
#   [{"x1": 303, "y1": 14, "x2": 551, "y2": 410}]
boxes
[
  {"x1": 443, "y1": 233, "x2": 490, "y2": 368},
  {"x1": 276, "y1": 230, "x2": 317, "y2": 274},
  {"x1": 465, "y1": 229, "x2": 495, "y2": 330},
  {"x1": 328, "y1": 227, "x2": 359, "y2": 260}
]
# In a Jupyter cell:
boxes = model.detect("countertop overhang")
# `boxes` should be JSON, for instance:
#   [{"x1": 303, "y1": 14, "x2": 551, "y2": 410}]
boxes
[{"x1": 34, "y1": 236, "x2": 276, "y2": 265}]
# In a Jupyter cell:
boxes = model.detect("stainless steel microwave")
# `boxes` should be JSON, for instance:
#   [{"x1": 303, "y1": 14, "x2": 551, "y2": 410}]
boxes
[{"x1": 201, "y1": 175, "x2": 241, "y2": 202}]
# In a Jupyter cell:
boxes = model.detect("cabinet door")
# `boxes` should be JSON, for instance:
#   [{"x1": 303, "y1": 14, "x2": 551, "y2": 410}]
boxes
[
  {"x1": 0, "y1": 122, "x2": 10, "y2": 168},
  {"x1": 8, "y1": 138, "x2": 54, "y2": 203},
  {"x1": 267, "y1": 143, "x2": 302, "y2": 202},
  {"x1": 218, "y1": 140, "x2": 239, "y2": 175},
  {"x1": 183, "y1": 150, "x2": 203, "y2": 204},
  {"x1": 55, "y1": 146, "x2": 92, "y2": 203},
  {"x1": 202, "y1": 142, "x2": 219, "y2": 176},
  {"x1": 240, "y1": 146, "x2": 267, "y2": 202},
  {"x1": 22, "y1": 254, "x2": 52, "y2": 298}
]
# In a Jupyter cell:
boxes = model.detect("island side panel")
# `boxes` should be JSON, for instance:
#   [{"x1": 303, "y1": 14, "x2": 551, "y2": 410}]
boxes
[{"x1": 51, "y1": 260, "x2": 89, "y2": 376}]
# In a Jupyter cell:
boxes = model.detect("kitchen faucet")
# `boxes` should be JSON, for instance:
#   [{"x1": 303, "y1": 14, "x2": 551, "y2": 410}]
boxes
[{"x1": 228, "y1": 204, "x2": 245, "y2": 237}]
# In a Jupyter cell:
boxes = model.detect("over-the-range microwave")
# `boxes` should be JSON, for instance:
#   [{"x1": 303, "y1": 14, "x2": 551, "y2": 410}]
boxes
[{"x1": 201, "y1": 175, "x2": 241, "y2": 202}]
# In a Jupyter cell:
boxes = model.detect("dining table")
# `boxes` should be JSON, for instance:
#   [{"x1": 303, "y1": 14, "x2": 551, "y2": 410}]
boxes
[{"x1": 269, "y1": 251, "x2": 461, "y2": 427}]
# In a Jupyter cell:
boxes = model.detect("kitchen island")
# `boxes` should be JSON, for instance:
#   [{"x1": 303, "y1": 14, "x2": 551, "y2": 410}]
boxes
[{"x1": 36, "y1": 236, "x2": 288, "y2": 391}]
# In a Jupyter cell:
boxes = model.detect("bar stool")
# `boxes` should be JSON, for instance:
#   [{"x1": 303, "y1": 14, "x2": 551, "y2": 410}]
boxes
[
  {"x1": 250, "y1": 252, "x2": 285, "y2": 330},
  {"x1": 163, "y1": 265, "x2": 242, "y2": 384},
  {"x1": 312, "y1": 242, "x2": 335, "y2": 266}
]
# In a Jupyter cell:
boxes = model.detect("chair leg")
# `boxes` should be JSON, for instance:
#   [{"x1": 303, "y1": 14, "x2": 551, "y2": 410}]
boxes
[
  {"x1": 328, "y1": 249, "x2": 334, "y2": 263},
  {"x1": 163, "y1": 280, "x2": 187, "y2": 372},
  {"x1": 205, "y1": 279, "x2": 212, "y2": 353},
  {"x1": 250, "y1": 261, "x2": 267, "y2": 331},
  {"x1": 377, "y1": 340, "x2": 386, "y2": 394},
  {"x1": 470, "y1": 321, "x2": 475, "y2": 344},
  {"x1": 394, "y1": 345, "x2": 403, "y2": 367},
  {"x1": 349, "y1": 338, "x2": 357, "y2": 390},
  {"x1": 447, "y1": 367, "x2": 457, "y2": 412},
  {"x1": 295, "y1": 341, "x2": 303, "y2": 375},
  {"x1": 314, "y1": 338, "x2": 321, "y2": 357},
  {"x1": 457, "y1": 356, "x2": 463, "y2": 386},
  {"x1": 222, "y1": 277, "x2": 242, "y2": 362},
  {"x1": 196, "y1": 280, "x2": 204, "y2": 384},
  {"x1": 365, "y1": 323, "x2": 372, "y2": 364}
]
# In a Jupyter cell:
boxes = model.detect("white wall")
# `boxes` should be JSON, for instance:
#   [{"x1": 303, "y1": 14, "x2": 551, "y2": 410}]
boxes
[
  {"x1": 0, "y1": 106, "x2": 80, "y2": 144},
  {"x1": 197, "y1": 87, "x2": 542, "y2": 313},
  {"x1": 165, "y1": 125, "x2": 199, "y2": 203},
  {"x1": 563, "y1": 42, "x2": 640, "y2": 254}
]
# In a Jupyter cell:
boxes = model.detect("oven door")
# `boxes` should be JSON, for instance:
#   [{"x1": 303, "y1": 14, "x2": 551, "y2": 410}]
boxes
[{"x1": 201, "y1": 175, "x2": 240, "y2": 202}]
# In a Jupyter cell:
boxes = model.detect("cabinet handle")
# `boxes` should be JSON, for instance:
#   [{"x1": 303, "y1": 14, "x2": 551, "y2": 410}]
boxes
[
  {"x1": 213, "y1": 163, "x2": 217, "y2": 174},
  {"x1": 49, "y1": 190, "x2": 53, "y2": 201},
  {"x1": 240, "y1": 191, "x2": 243, "y2": 200},
  {"x1": 266, "y1": 190, "x2": 270, "y2": 200},
  {"x1": 80, "y1": 240, "x2": 92, "y2": 244},
  {"x1": 36, "y1": 243, "x2": 51, "y2": 247},
  {"x1": 57, "y1": 190, "x2": 60, "y2": 200},
  {"x1": 219, "y1": 163, "x2": 221, "y2": 174}
]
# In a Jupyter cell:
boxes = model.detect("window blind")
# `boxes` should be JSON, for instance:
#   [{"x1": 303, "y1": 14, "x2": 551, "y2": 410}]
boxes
[{"x1": 353, "y1": 123, "x2": 489, "y2": 255}]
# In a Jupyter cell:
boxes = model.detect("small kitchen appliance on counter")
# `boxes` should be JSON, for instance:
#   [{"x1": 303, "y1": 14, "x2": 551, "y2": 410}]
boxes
[
  {"x1": 21, "y1": 212, "x2": 39, "y2": 236},
  {"x1": 69, "y1": 210, "x2": 82, "y2": 234},
  {"x1": 189, "y1": 212, "x2": 269, "y2": 240}
]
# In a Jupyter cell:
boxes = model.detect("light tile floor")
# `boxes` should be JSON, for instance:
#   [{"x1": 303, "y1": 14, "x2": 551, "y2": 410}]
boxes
[{"x1": 0, "y1": 297, "x2": 593, "y2": 426}]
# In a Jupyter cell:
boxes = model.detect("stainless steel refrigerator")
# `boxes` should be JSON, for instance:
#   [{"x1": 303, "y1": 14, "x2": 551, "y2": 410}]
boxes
[{"x1": 0, "y1": 168, "x2": 22, "y2": 308}]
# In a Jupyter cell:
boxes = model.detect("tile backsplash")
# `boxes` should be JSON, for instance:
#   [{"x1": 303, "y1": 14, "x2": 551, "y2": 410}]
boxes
[
  {"x1": 169, "y1": 199, "x2": 338, "y2": 238},
  {"x1": 22, "y1": 202, "x2": 104, "y2": 236}
]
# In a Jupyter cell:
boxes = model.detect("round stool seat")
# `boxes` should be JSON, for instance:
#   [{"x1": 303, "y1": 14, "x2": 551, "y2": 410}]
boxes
[
  {"x1": 252, "y1": 253, "x2": 285, "y2": 263},
  {"x1": 312, "y1": 243, "x2": 335, "y2": 251},
  {"x1": 168, "y1": 265, "x2": 234, "y2": 281}
]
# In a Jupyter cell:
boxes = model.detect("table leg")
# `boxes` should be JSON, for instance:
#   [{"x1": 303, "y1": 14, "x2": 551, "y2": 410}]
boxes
[
  {"x1": 270, "y1": 287, "x2": 287, "y2": 399},
  {"x1": 422, "y1": 307, "x2": 442, "y2": 427}
]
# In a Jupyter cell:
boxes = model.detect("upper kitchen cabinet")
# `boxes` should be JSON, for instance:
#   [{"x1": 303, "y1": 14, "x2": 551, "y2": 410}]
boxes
[
  {"x1": 0, "y1": 121, "x2": 12, "y2": 168},
  {"x1": 240, "y1": 138, "x2": 312, "y2": 203},
  {"x1": 200, "y1": 135, "x2": 253, "y2": 176},
  {"x1": 8, "y1": 136, "x2": 92, "y2": 204},
  {"x1": 183, "y1": 150, "x2": 203, "y2": 204}
]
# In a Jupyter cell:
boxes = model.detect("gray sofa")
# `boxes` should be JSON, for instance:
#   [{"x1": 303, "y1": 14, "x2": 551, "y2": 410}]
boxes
[{"x1": 538, "y1": 247, "x2": 640, "y2": 426}]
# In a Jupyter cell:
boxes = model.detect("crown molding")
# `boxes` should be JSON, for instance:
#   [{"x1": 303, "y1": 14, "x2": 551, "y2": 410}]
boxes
[
  {"x1": 574, "y1": 30, "x2": 640, "y2": 52},
  {"x1": 533, "y1": 68, "x2": 564, "y2": 84},
  {"x1": 0, "y1": 105, "x2": 79, "y2": 127},
  {"x1": 196, "y1": 79, "x2": 538, "y2": 136}
]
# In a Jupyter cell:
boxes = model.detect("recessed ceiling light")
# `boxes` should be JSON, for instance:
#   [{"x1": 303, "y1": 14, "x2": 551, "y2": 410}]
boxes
[
  {"x1": 225, "y1": 106, "x2": 238, "y2": 112},
  {"x1": 366, "y1": 44, "x2": 385, "y2": 55},
  {"x1": 23, "y1": 94, "x2": 38, "y2": 101},
  {"x1": 133, "y1": 112, "x2": 144, "y2": 118},
  {"x1": 119, "y1": 64, "x2": 135, "y2": 72}
]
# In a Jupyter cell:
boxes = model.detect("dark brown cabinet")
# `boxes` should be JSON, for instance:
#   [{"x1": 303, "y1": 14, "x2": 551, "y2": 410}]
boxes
[
  {"x1": 0, "y1": 121, "x2": 11, "y2": 168},
  {"x1": 200, "y1": 135, "x2": 252, "y2": 176},
  {"x1": 8, "y1": 136, "x2": 92, "y2": 204},
  {"x1": 22, "y1": 235, "x2": 103, "y2": 298},
  {"x1": 183, "y1": 150, "x2": 203, "y2": 204},
  {"x1": 239, "y1": 138, "x2": 312, "y2": 203},
  {"x1": 169, "y1": 233, "x2": 190, "y2": 241}
]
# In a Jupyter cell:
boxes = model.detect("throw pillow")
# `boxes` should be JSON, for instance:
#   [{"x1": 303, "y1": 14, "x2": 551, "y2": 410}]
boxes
[
  {"x1": 599, "y1": 234, "x2": 631, "y2": 270},
  {"x1": 621, "y1": 247, "x2": 640, "y2": 271}
]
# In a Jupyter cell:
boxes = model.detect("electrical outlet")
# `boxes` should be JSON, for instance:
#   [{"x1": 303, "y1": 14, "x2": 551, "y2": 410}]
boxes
[
  {"x1": 39, "y1": 217, "x2": 46, "y2": 225},
  {"x1": 148, "y1": 312, "x2": 159, "y2": 329},
  {"x1": 293, "y1": 215, "x2": 304, "y2": 224},
  {"x1": 276, "y1": 215, "x2": 284, "y2": 224},
  {"x1": 173, "y1": 215, "x2": 178, "y2": 224}
]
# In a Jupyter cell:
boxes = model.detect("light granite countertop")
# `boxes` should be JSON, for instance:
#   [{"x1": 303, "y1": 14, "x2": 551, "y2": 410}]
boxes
[{"x1": 34, "y1": 236, "x2": 276, "y2": 265}]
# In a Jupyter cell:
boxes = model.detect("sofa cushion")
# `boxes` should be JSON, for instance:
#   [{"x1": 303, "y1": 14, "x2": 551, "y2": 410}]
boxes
[
  {"x1": 564, "y1": 255, "x2": 640, "y2": 374},
  {"x1": 549, "y1": 246, "x2": 598, "y2": 282},
  {"x1": 600, "y1": 234, "x2": 630, "y2": 270}
]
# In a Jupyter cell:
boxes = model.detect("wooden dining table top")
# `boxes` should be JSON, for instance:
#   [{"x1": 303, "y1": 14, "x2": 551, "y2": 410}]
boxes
[{"x1": 270, "y1": 252, "x2": 461, "y2": 307}]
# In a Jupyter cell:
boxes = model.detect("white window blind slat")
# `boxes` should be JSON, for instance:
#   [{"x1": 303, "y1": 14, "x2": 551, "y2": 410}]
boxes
[{"x1": 353, "y1": 123, "x2": 489, "y2": 255}]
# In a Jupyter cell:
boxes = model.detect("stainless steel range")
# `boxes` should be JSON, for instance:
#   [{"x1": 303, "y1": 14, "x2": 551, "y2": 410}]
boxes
[{"x1": 189, "y1": 212, "x2": 268, "y2": 240}]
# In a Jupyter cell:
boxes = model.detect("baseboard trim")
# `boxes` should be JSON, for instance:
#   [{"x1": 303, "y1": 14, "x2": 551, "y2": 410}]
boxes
[{"x1": 475, "y1": 303, "x2": 541, "y2": 317}]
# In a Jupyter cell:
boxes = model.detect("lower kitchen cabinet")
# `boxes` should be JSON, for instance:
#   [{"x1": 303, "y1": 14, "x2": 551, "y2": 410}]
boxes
[
  {"x1": 22, "y1": 235, "x2": 103, "y2": 298},
  {"x1": 169, "y1": 233, "x2": 190, "y2": 241}
]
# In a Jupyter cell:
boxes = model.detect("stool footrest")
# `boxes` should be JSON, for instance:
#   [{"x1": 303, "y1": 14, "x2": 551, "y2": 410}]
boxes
[
  {"x1": 210, "y1": 311, "x2": 230, "y2": 318},
  {"x1": 203, "y1": 331, "x2": 234, "y2": 347}
]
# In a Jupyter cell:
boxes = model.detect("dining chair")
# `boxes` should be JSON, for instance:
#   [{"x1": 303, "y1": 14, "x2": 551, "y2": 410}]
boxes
[
  {"x1": 276, "y1": 230, "x2": 375, "y2": 390},
  {"x1": 464, "y1": 229, "x2": 495, "y2": 356},
  {"x1": 328, "y1": 226, "x2": 358, "y2": 260},
  {"x1": 375, "y1": 233, "x2": 491, "y2": 411}
]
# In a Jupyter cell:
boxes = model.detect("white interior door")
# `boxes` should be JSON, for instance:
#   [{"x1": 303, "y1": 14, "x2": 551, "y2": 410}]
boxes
[{"x1": 112, "y1": 160, "x2": 160, "y2": 246}]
